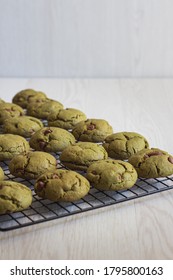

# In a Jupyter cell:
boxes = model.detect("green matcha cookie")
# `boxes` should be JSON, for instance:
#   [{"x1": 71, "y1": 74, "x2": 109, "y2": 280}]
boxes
[
  {"x1": 128, "y1": 148, "x2": 173, "y2": 178},
  {"x1": 9, "y1": 151, "x2": 57, "y2": 179},
  {"x1": 29, "y1": 127, "x2": 76, "y2": 152},
  {"x1": 27, "y1": 99, "x2": 63, "y2": 119},
  {"x1": 34, "y1": 169, "x2": 90, "y2": 202},
  {"x1": 72, "y1": 119, "x2": 113, "y2": 143},
  {"x1": 0, "y1": 181, "x2": 32, "y2": 215},
  {"x1": 86, "y1": 159, "x2": 138, "y2": 191},
  {"x1": 0, "y1": 167, "x2": 4, "y2": 180},
  {"x1": 0, "y1": 103, "x2": 24, "y2": 124},
  {"x1": 3, "y1": 116, "x2": 43, "y2": 138},
  {"x1": 0, "y1": 99, "x2": 5, "y2": 103},
  {"x1": 103, "y1": 132, "x2": 149, "y2": 160},
  {"x1": 12, "y1": 89, "x2": 47, "y2": 108},
  {"x1": 48, "y1": 108, "x2": 87, "y2": 130},
  {"x1": 0, "y1": 134, "x2": 30, "y2": 161},
  {"x1": 60, "y1": 142, "x2": 108, "y2": 171}
]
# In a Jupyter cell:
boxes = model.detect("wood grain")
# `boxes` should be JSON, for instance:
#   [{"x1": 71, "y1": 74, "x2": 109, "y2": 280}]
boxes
[
  {"x1": 1, "y1": 78, "x2": 173, "y2": 259},
  {"x1": 0, "y1": 0, "x2": 173, "y2": 77}
]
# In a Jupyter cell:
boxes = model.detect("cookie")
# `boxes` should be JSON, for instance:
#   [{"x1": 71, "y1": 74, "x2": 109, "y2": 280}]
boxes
[
  {"x1": 29, "y1": 127, "x2": 76, "y2": 152},
  {"x1": 0, "y1": 167, "x2": 4, "y2": 180},
  {"x1": 103, "y1": 132, "x2": 149, "y2": 160},
  {"x1": 48, "y1": 108, "x2": 87, "y2": 130},
  {"x1": 0, "y1": 181, "x2": 32, "y2": 215},
  {"x1": 86, "y1": 159, "x2": 138, "y2": 191},
  {"x1": 9, "y1": 151, "x2": 57, "y2": 179},
  {"x1": 3, "y1": 116, "x2": 43, "y2": 138},
  {"x1": 0, "y1": 134, "x2": 30, "y2": 161},
  {"x1": 0, "y1": 99, "x2": 5, "y2": 103},
  {"x1": 60, "y1": 142, "x2": 108, "y2": 171},
  {"x1": 0, "y1": 103, "x2": 24, "y2": 124},
  {"x1": 27, "y1": 99, "x2": 63, "y2": 119},
  {"x1": 34, "y1": 169, "x2": 90, "y2": 202},
  {"x1": 12, "y1": 89, "x2": 47, "y2": 108},
  {"x1": 128, "y1": 148, "x2": 173, "y2": 178},
  {"x1": 72, "y1": 119, "x2": 113, "y2": 142}
]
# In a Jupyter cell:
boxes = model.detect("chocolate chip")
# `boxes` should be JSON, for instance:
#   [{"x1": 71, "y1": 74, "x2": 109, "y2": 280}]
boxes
[
  {"x1": 0, "y1": 185, "x2": 4, "y2": 190},
  {"x1": 52, "y1": 174, "x2": 59, "y2": 179},
  {"x1": 29, "y1": 129, "x2": 35, "y2": 135},
  {"x1": 43, "y1": 129, "x2": 53, "y2": 135},
  {"x1": 87, "y1": 124, "x2": 96, "y2": 130},
  {"x1": 147, "y1": 151, "x2": 163, "y2": 157},
  {"x1": 117, "y1": 174, "x2": 122, "y2": 181},
  {"x1": 38, "y1": 140, "x2": 48, "y2": 150},
  {"x1": 5, "y1": 108, "x2": 12, "y2": 112},
  {"x1": 144, "y1": 154, "x2": 149, "y2": 159},
  {"x1": 168, "y1": 156, "x2": 173, "y2": 164},
  {"x1": 37, "y1": 181, "x2": 45, "y2": 191}
]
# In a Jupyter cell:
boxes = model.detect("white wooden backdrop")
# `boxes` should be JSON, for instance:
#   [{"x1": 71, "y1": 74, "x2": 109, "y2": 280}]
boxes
[{"x1": 0, "y1": 0, "x2": 173, "y2": 78}]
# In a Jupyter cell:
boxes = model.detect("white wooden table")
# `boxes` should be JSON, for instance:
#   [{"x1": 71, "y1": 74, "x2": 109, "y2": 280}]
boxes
[{"x1": 0, "y1": 78, "x2": 173, "y2": 260}]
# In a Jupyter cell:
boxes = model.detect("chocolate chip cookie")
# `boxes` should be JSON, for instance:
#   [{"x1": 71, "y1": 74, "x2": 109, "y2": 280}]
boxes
[
  {"x1": 0, "y1": 134, "x2": 30, "y2": 161},
  {"x1": 72, "y1": 119, "x2": 113, "y2": 142},
  {"x1": 34, "y1": 169, "x2": 90, "y2": 202},
  {"x1": 48, "y1": 108, "x2": 87, "y2": 130},
  {"x1": 3, "y1": 116, "x2": 43, "y2": 138},
  {"x1": 9, "y1": 151, "x2": 57, "y2": 179},
  {"x1": 103, "y1": 132, "x2": 149, "y2": 160},
  {"x1": 0, "y1": 181, "x2": 32, "y2": 215},
  {"x1": 128, "y1": 148, "x2": 173, "y2": 178},
  {"x1": 27, "y1": 99, "x2": 63, "y2": 119},
  {"x1": 0, "y1": 103, "x2": 24, "y2": 124},
  {"x1": 86, "y1": 159, "x2": 138, "y2": 191},
  {"x1": 12, "y1": 89, "x2": 47, "y2": 108},
  {"x1": 60, "y1": 142, "x2": 108, "y2": 171},
  {"x1": 29, "y1": 127, "x2": 76, "y2": 152}
]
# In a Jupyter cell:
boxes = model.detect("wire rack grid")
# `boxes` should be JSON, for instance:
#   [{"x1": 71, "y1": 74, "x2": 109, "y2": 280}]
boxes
[{"x1": 1, "y1": 153, "x2": 173, "y2": 232}]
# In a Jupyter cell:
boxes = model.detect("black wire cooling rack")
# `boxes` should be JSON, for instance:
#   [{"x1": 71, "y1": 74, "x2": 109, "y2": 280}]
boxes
[{"x1": 1, "y1": 154, "x2": 173, "y2": 232}]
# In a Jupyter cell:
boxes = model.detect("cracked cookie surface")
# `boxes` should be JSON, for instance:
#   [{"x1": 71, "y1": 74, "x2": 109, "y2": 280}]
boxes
[
  {"x1": 9, "y1": 151, "x2": 57, "y2": 179},
  {"x1": 27, "y1": 99, "x2": 63, "y2": 119},
  {"x1": 29, "y1": 127, "x2": 76, "y2": 152},
  {"x1": 86, "y1": 159, "x2": 138, "y2": 191},
  {"x1": 60, "y1": 142, "x2": 108, "y2": 171},
  {"x1": 128, "y1": 148, "x2": 173, "y2": 178},
  {"x1": 0, "y1": 181, "x2": 32, "y2": 214},
  {"x1": 0, "y1": 134, "x2": 30, "y2": 161},
  {"x1": 0, "y1": 103, "x2": 24, "y2": 124},
  {"x1": 0, "y1": 167, "x2": 4, "y2": 180},
  {"x1": 72, "y1": 119, "x2": 113, "y2": 142},
  {"x1": 103, "y1": 132, "x2": 149, "y2": 160},
  {"x1": 3, "y1": 116, "x2": 43, "y2": 137},
  {"x1": 48, "y1": 108, "x2": 87, "y2": 130},
  {"x1": 12, "y1": 89, "x2": 47, "y2": 108},
  {"x1": 34, "y1": 169, "x2": 90, "y2": 202}
]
